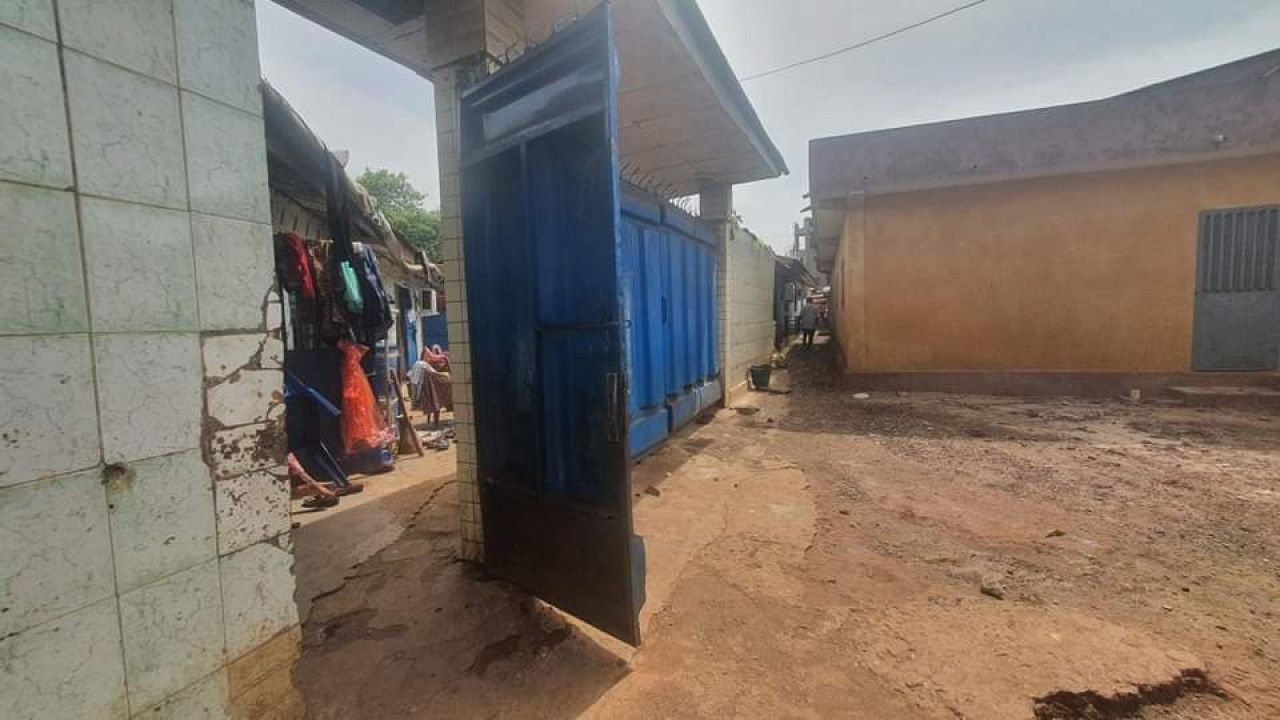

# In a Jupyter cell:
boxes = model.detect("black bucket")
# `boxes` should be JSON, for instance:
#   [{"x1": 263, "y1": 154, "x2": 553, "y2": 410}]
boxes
[{"x1": 749, "y1": 364, "x2": 772, "y2": 390}]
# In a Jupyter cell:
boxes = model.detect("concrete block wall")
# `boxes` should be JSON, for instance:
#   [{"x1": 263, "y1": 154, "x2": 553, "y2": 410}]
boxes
[
  {"x1": 722, "y1": 222, "x2": 779, "y2": 404},
  {"x1": 0, "y1": 2, "x2": 301, "y2": 718},
  {"x1": 701, "y1": 182, "x2": 777, "y2": 404}
]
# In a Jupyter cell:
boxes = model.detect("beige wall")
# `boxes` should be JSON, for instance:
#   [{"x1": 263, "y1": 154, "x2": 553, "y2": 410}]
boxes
[{"x1": 830, "y1": 153, "x2": 1280, "y2": 374}]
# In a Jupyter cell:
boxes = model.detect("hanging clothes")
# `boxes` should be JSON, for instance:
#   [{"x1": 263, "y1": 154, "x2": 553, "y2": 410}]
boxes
[
  {"x1": 354, "y1": 243, "x2": 393, "y2": 335},
  {"x1": 414, "y1": 363, "x2": 453, "y2": 416},
  {"x1": 312, "y1": 244, "x2": 349, "y2": 344},
  {"x1": 280, "y1": 233, "x2": 316, "y2": 299}
]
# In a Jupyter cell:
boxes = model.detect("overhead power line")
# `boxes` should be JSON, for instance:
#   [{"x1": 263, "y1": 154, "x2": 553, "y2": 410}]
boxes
[{"x1": 739, "y1": 0, "x2": 990, "y2": 83}]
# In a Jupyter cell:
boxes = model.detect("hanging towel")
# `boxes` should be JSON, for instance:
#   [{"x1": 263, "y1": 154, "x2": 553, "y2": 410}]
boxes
[{"x1": 339, "y1": 260, "x2": 363, "y2": 313}]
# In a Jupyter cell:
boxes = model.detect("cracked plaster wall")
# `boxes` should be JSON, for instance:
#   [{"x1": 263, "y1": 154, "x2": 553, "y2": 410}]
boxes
[{"x1": 0, "y1": 2, "x2": 301, "y2": 719}]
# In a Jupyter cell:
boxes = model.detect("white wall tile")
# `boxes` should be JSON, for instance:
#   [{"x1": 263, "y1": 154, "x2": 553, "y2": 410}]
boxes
[
  {"x1": 57, "y1": 0, "x2": 177, "y2": 83},
  {"x1": 0, "y1": 26, "x2": 72, "y2": 188},
  {"x1": 134, "y1": 669, "x2": 230, "y2": 720},
  {"x1": 261, "y1": 335, "x2": 283, "y2": 368},
  {"x1": 119, "y1": 560, "x2": 225, "y2": 711},
  {"x1": 174, "y1": 0, "x2": 262, "y2": 115},
  {"x1": 65, "y1": 50, "x2": 187, "y2": 209},
  {"x1": 0, "y1": 0, "x2": 55, "y2": 40},
  {"x1": 0, "y1": 470, "x2": 114, "y2": 637},
  {"x1": 206, "y1": 369, "x2": 282, "y2": 427},
  {"x1": 106, "y1": 449, "x2": 217, "y2": 593},
  {"x1": 202, "y1": 334, "x2": 272, "y2": 381},
  {"x1": 182, "y1": 93, "x2": 269, "y2": 223},
  {"x1": 220, "y1": 540, "x2": 298, "y2": 659},
  {"x1": 206, "y1": 420, "x2": 284, "y2": 480},
  {"x1": 0, "y1": 335, "x2": 100, "y2": 488},
  {"x1": 213, "y1": 470, "x2": 290, "y2": 557},
  {"x1": 0, "y1": 182, "x2": 87, "y2": 335},
  {"x1": 81, "y1": 197, "x2": 197, "y2": 333},
  {"x1": 1, "y1": 598, "x2": 129, "y2": 720},
  {"x1": 94, "y1": 333, "x2": 202, "y2": 463},
  {"x1": 191, "y1": 214, "x2": 274, "y2": 331},
  {"x1": 264, "y1": 295, "x2": 283, "y2": 332}
]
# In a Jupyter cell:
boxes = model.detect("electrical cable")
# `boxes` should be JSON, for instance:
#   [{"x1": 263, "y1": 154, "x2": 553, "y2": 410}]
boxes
[{"x1": 739, "y1": 0, "x2": 990, "y2": 83}]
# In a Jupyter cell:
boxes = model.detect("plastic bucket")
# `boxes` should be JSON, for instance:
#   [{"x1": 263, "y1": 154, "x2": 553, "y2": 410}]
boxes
[{"x1": 749, "y1": 364, "x2": 772, "y2": 390}]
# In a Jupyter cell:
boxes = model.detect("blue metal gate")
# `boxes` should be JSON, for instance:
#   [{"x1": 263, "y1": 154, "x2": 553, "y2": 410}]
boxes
[
  {"x1": 621, "y1": 185, "x2": 721, "y2": 457},
  {"x1": 1192, "y1": 206, "x2": 1280, "y2": 371},
  {"x1": 460, "y1": 6, "x2": 643, "y2": 645}
]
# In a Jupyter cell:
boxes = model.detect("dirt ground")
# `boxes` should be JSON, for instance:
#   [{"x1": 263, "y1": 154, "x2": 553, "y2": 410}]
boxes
[{"x1": 294, "y1": 339, "x2": 1279, "y2": 719}]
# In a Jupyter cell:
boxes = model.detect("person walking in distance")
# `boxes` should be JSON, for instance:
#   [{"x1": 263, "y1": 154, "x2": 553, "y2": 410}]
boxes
[{"x1": 798, "y1": 297, "x2": 819, "y2": 349}]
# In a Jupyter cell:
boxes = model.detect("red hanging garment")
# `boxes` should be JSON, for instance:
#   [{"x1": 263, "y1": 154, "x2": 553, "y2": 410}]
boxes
[
  {"x1": 338, "y1": 341, "x2": 392, "y2": 455},
  {"x1": 284, "y1": 233, "x2": 316, "y2": 299}
]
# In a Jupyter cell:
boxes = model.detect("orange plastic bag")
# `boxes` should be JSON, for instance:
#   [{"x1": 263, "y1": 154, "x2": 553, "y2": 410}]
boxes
[{"x1": 339, "y1": 341, "x2": 392, "y2": 455}]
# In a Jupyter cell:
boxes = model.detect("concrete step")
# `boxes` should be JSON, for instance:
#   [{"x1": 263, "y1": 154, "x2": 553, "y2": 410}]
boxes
[{"x1": 1167, "y1": 385, "x2": 1280, "y2": 408}]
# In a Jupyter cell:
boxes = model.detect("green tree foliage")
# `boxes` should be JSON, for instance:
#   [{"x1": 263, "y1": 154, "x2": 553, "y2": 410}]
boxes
[{"x1": 357, "y1": 168, "x2": 442, "y2": 262}]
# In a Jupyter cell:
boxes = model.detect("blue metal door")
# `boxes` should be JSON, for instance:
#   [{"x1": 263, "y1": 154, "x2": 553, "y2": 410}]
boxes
[{"x1": 460, "y1": 6, "x2": 643, "y2": 645}]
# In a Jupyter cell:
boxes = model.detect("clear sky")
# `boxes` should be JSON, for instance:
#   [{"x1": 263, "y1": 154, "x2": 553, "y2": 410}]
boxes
[{"x1": 257, "y1": 0, "x2": 1280, "y2": 254}]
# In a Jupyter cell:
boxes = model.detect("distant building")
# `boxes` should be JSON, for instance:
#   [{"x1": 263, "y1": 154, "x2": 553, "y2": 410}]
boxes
[
  {"x1": 790, "y1": 216, "x2": 825, "y2": 288},
  {"x1": 808, "y1": 49, "x2": 1280, "y2": 394},
  {"x1": 774, "y1": 256, "x2": 817, "y2": 345}
]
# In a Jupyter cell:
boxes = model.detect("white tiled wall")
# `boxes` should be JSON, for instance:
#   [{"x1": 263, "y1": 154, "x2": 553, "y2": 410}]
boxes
[
  {"x1": 4, "y1": 598, "x2": 130, "y2": 719},
  {"x1": 94, "y1": 332, "x2": 204, "y2": 462},
  {"x1": 0, "y1": 2, "x2": 300, "y2": 718},
  {"x1": 0, "y1": 24, "x2": 73, "y2": 187},
  {"x1": 80, "y1": 197, "x2": 198, "y2": 332},
  {"x1": 191, "y1": 213, "x2": 275, "y2": 331},
  {"x1": 118, "y1": 560, "x2": 226, "y2": 710},
  {"x1": 64, "y1": 49, "x2": 189, "y2": 208},
  {"x1": 0, "y1": 335, "x2": 101, "y2": 485},
  {"x1": 432, "y1": 66, "x2": 485, "y2": 562},
  {"x1": 0, "y1": 183, "x2": 87, "y2": 334},
  {"x1": 0, "y1": 469, "x2": 115, "y2": 637}
]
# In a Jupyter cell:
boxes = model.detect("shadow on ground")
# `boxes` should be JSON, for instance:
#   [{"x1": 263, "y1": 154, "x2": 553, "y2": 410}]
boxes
[{"x1": 294, "y1": 474, "x2": 629, "y2": 720}]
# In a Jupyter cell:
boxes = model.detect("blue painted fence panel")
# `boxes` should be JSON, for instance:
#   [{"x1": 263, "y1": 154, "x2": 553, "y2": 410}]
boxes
[{"x1": 620, "y1": 186, "x2": 720, "y2": 458}]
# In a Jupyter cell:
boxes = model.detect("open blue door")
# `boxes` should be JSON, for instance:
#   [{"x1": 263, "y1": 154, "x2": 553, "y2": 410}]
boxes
[{"x1": 460, "y1": 6, "x2": 643, "y2": 645}]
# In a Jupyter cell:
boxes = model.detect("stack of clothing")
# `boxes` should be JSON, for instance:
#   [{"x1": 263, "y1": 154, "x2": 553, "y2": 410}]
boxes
[{"x1": 409, "y1": 345, "x2": 453, "y2": 421}]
